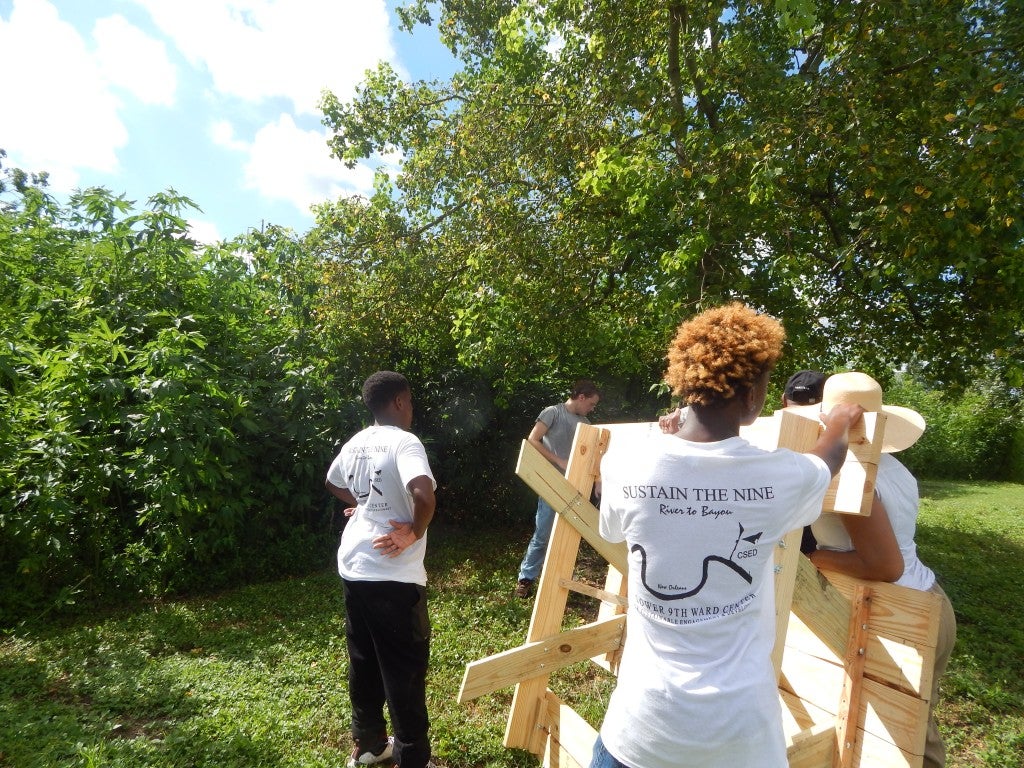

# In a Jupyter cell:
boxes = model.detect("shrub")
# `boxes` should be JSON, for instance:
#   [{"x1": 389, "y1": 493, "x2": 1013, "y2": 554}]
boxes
[{"x1": 890, "y1": 375, "x2": 1021, "y2": 481}]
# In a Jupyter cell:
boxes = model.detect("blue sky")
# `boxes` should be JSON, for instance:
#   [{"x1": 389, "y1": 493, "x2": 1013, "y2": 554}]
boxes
[{"x1": 0, "y1": 0, "x2": 458, "y2": 242}]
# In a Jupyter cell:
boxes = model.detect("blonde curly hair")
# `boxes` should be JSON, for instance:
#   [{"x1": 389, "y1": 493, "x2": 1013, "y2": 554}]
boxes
[{"x1": 665, "y1": 303, "x2": 786, "y2": 406}]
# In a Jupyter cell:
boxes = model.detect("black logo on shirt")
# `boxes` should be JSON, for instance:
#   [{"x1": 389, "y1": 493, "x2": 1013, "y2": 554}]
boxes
[{"x1": 632, "y1": 522, "x2": 762, "y2": 600}]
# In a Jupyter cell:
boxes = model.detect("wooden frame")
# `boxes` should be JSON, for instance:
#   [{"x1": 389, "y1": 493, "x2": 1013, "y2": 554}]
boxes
[{"x1": 460, "y1": 415, "x2": 940, "y2": 767}]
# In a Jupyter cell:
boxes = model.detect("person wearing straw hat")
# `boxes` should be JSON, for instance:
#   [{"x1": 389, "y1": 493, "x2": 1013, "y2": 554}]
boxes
[
  {"x1": 798, "y1": 371, "x2": 956, "y2": 768},
  {"x1": 590, "y1": 304, "x2": 864, "y2": 768}
]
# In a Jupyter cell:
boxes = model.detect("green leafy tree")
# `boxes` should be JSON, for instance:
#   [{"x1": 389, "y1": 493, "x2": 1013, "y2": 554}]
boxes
[{"x1": 319, "y1": 0, "x2": 1024, "y2": 390}]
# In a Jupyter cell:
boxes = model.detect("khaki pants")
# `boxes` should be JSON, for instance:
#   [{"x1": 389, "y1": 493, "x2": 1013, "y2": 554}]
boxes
[{"x1": 924, "y1": 581, "x2": 957, "y2": 768}]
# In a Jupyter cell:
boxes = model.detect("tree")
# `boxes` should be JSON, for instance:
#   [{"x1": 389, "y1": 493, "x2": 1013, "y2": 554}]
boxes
[{"x1": 319, "y1": 0, "x2": 1024, "y2": 389}]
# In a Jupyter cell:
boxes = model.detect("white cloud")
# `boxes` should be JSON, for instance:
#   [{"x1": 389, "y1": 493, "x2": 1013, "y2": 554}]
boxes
[
  {"x1": 0, "y1": 0, "x2": 125, "y2": 187},
  {"x1": 0, "y1": 0, "x2": 176, "y2": 190},
  {"x1": 131, "y1": 0, "x2": 399, "y2": 114},
  {"x1": 187, "y1": 217, "x2": 222, "y2": 245},
  {"x1": 93, "y1": 14, "x2": 177, "y2": 106},
  {"x1": 218, "y1": 113, "x2": 376, "y2": 215}
]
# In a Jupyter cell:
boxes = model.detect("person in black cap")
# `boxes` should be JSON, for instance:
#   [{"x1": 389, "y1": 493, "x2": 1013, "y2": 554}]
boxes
[{"x1": 783, "y1": 370, "x2": 827, "y2": 406}]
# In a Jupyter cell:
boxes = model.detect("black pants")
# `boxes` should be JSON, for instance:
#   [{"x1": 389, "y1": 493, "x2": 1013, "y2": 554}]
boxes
[{"x1": 343, "y1": 579, "x2": 431, "y2": 768}]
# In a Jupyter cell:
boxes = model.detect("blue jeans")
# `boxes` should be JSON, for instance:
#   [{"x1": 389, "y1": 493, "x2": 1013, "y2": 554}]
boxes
[
  {"x1": 589, "y1": 735, "x2": 631, "y2": 768},
  {"x1": 518, "y1": 497, "x2": 556, "y2": 581}
]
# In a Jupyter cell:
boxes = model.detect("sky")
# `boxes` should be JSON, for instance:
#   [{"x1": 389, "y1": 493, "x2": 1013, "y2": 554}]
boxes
[{"x1": 0, "y1": 0, "x2": 458, "y2": 243}]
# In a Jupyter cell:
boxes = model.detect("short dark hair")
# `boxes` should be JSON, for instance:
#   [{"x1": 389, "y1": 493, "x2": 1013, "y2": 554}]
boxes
[
  {"x1": 570, "y1": 379, "x2": 600, "y2": 399},
  {"x1": 362, "y1": 371, "x2": 410, "y2": 414}
]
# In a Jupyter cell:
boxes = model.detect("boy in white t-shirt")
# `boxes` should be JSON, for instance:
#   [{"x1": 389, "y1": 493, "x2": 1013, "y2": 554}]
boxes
[
  {"x1": 326, "y1": 371, "x2": 437, "y2": 768},
  {"x1": 591, "y1": 304, "x2": 863, "y2": 768}
]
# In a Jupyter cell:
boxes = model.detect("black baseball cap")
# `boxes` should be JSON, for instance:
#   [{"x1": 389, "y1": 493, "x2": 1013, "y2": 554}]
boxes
[{"x1": 784, "y1": 370, "x2": 827, "y2": 405}]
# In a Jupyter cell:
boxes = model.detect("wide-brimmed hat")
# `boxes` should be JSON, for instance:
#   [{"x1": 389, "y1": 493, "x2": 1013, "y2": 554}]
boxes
[{"x1": 786, "y1": 371, "x2": 925, "y2": 452}]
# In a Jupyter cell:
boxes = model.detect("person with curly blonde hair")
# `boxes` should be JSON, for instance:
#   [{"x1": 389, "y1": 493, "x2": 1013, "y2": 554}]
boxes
[{"x1": 590, "y1": 303, "x2": 864, "y2": 768}]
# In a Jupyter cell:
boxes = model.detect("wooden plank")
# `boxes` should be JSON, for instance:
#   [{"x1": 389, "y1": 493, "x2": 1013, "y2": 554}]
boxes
[
  {"x1": 820, "y1": 571, "x2": 941, "y2": 652},
  {"x1": 854, "y1": 728, "x2": 922, "y2": 768},
  {"x1": 786, "y1": 612, "x2": 930, "y2": 698},
  {"x1": 791, "y1": 555, "x2": 852, "y2": 659},
  {"x1": 514, "y1": 436, "x2": 628, "y2": 574},
  {"x1": 824, "y1": 412, "x2": 885, "y2": 516},
  {"x1": 543, "y1": 691, "x2": 597, "y2": 768},
  {"x1": 505, "y1": 424, "x2": 610, "y2": 755},
  {"x1": 557, "y1": 577, "x2": 628, "y2": 608},
  {"x1": 781, "y1": 647, "x2": 930, "y2": 755},
  {"x1": 787, "y1": 721, "x2": 835, "y2": 768},
  {"x1": 774, "y1": 527, "x2": 805, "y2": 678},
  {"x1": 593, "y1": 566, "x2": 627, "y2": 674},
  {"x1": 459, "y1": 615, "x2": 625, "y2": 703},
  {"x1": 835, "y1": 586, "x2": 872, "y2": 768}
]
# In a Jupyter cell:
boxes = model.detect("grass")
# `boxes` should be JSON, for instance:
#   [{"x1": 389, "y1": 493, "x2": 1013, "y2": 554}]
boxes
[{"x1": 1, "y1": 479, "x2": 1022, "y2": 767}]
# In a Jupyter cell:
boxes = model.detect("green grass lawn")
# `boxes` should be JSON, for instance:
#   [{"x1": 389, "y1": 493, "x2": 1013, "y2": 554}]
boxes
[{"x1": 1, "y1": 479, "x2": 1021, "y2": 767}]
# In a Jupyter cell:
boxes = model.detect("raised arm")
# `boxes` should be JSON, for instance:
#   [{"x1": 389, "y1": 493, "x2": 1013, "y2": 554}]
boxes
[{"x1": 808, "y1": 403, "x2": 865, "y2": 476}]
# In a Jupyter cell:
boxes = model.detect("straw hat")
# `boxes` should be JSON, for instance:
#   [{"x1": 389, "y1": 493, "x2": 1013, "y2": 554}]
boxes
[{"x1": 786, "y1": 371, "x2": 925, "y2": 452}]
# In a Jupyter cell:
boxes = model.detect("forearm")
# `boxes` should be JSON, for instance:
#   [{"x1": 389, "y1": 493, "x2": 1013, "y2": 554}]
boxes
[
  {"x1": 528, "y1": 438, "x2": 565, "y2": 469},
  {"x1": 809, "y1": 404, "x2": 865, "y2": 476},
  {"x1": 326, "y1": 480, "x2": 357, "y2": 506},
  {"x1": 809, "y1": 548, "x2": 883, "y2": 581},
  {"x1": 408, "y1": 476, "x2": 436, "y2": 539}
]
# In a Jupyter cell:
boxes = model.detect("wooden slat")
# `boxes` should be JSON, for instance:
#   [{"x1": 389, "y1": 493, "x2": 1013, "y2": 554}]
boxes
[
  {"x1": 854, "y1": 728, "x2": 922, "y2": 768},
  {"x1": 505, "y1": 424, "x2": 611, "y2": 755},
  {"x1": 773, "y1": 527, "x2": 805, "y2": 677},
  {"x1": 820, "y1": 571, "x2": 941, "y2": 651},
  {"x1": 781, "y1": 647, "x2": 930, "y2": 755},
  {"x1": 824, "y1": 412, "x2": 885, "y2": 516},
  {"x1": 786, "y1": 612, "x2": 931, "y2": 698},
  {"x1": 557, "y1": 577, "x2": 628, "y2": 608},
  {"x1": 787, "y1": 721, "x2": 836, "y2": 768},
  {"x1": 543, "y1": 691, "x2": 597, "y2": 768},
  {"x1": 514, "y1": 434, "x2": 627, "y2": 574},
  {"x1": 835, "y1": 586, "x2": 872, "y2": 768},
  {"x1": 593, "y1": 566, "x2": 627, "y2": 674},
  {"x1": 791, "y1": 555, "x2": 852, "y2": 659},
  {"x1": 459, "y1": 615, "x2": 625, "y2": 703}
]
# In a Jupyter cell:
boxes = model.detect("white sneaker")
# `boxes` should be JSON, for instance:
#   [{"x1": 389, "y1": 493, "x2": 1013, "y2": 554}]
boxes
[{"x1": 347, "y1": 736, "x2": 394, "y2": 768}]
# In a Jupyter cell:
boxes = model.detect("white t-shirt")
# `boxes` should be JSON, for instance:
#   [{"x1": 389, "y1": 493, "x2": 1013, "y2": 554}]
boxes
[
  {"x1": 598, "y1": 433, "x2": 832, "y2": 768},
  {"x1": 326, "y1": 425, "x2": 436, "y2": 586},
  {"x1": 811, "y1": 453, "x2": 935, "y2": 591}
]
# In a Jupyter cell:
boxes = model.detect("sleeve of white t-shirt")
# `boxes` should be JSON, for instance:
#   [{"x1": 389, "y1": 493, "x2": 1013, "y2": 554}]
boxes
[
  {"x1": 325, "y1": 452, "x2": 347, "y2": 488},
  {"x1": 789, "y1": 450, "x2": 833, "y2": 528},
  {"x1": 395, "y1": 434, "x2": 437, "y2": 490},
  {"x1": 598, "y1": 449, "x2": 625, "y2": 543}
]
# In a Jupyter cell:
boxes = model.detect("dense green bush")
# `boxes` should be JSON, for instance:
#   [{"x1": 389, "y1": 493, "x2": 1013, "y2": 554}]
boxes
[
  {"x1": 891, "y1": 375, "x2": 1022, "y2": 481},
  {"x1": 0, "y1": 180, "x2": 352, "y2": 621}
]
